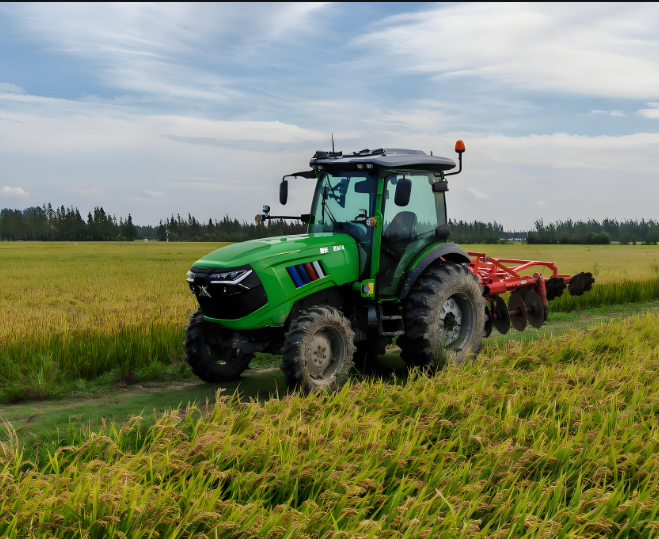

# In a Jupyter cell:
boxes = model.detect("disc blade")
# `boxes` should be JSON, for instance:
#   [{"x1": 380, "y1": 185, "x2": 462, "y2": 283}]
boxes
[
  {"x1": 493, "y1": 296, "x2": 510, "y2": 335},
  {"x1": 525, "y1": 290, "x2": 544, "y2": 329},
  {"x1": 508, "y1": 293, "x2": 528, "y2": 331},
  {"x1": 484, "y1": 306, "x2": 493, "y2": 338}
]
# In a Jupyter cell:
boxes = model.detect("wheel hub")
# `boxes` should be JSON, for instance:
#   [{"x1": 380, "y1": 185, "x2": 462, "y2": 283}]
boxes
[
  {"x1": 440, "y1": 296, "x2": 462, "y2": 346},
  {"x1": 307, "y1": 330, "x2": 333, "y2": 378}
]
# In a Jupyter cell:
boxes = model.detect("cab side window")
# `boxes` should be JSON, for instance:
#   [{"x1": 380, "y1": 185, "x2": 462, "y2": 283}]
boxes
[{"x1": 379, "y1": 172, "x2": 446, "y2": 296}]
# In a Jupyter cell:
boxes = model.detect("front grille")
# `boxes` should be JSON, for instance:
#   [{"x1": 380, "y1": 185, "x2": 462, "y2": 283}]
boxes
[
  {"x1": 287, "y1": 260, "x2": 326, "y2": 288},
  {"x1": 189, "y1": 264, "x2": 267, "y2": 320}
]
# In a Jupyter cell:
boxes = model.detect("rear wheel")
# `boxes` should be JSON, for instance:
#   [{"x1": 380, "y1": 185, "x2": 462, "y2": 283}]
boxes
[
  {"x1": 399, "y1": 262, "x2": 486, "y2": 370},
  {"x1": 281, "y1": 306, "x2": 355, "y2": 392},
  {"x1": 184, "y1": 309, "x2": 253, "y2": 383}
]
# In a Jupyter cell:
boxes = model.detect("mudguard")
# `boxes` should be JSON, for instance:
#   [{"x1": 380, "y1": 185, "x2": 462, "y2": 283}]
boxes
[{"x1": 397, "y1": 243, "x2": 471, "y2": 299}]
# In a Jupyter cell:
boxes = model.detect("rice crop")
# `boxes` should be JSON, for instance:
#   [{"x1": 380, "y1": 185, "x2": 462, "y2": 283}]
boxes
[
  {"x1": 0, "y1": 242, "x2": 210, "y2": 400},
  {"x1": 2, "y1": 313, "x2": 659, "y2": 538},
  {"x1": 1, "y1": 242, "x2": 657, "y2": 400}
]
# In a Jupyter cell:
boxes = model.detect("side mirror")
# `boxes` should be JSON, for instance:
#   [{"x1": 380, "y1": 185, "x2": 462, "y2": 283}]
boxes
[
  {"x1": 394, "y1": 178, "x2": 412, "y2": 206},
  {"x1": 279, "y1": 179, "x2": 288, "y2": 205}
]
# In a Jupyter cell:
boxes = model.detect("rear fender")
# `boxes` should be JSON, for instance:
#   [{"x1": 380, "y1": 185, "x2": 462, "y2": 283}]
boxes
[{"x1": 397, "y1": 243, "x2": 471, "y2": 299}]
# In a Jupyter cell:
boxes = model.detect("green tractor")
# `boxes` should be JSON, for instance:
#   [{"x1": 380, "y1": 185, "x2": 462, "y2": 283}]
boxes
[{"x1": 184, "y1": 141, "x2": 487, "y2": 391}]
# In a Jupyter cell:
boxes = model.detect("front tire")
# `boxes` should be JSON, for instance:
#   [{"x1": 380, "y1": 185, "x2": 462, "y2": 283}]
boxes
[
  {"x1": 399, "y1": 262, "x2": 486, "y2": 371},
  {"x1": 281, "y1": 306, "x2": 355, "y2": 392},
  {"x1": 184, "y1": 309, "x2": 253, "y2": 383}
]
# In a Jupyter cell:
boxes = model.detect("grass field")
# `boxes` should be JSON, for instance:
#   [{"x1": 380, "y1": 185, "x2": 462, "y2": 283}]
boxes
[
  {"x1": 3, "y1": 312, "x2": 659, "y2": 537},
  {"x1": 1, "y1": 241, "x2": 658, "y2": 402}
]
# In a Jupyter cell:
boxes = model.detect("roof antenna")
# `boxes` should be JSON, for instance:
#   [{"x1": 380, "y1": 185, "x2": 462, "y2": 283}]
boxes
[{"x1": 332, "y1": 134, "x2": 335, "y2": 153}]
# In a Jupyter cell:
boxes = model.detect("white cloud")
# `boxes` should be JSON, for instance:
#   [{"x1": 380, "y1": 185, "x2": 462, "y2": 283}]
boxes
[
  {"x1": 639, "y1": 109, "x2": 659, "y2": 119},
  {"x1": 1, "y1": 3, "x2": 329, "y2": 101},
  {"x1": 78, "y1": 188, "x2": 102, "y2": 196},
  {"x1": 167, "y1": 181, "x2": 250, "y2": 193},
  {"x1": 639, "y1": 103, "x2": 659, "y2": 119},
  {"x1": 0, "y1": 90, "x2": 333, "y2": 154},
  {"x1": 0, "y1": 83, "x2": 25, "y2": 94},
  {"x1": 353, "y1": 3, "x2": 659, "y2": 100},
  {"x1": 465, "y1": 187, "x2": 489, "y2": 201},
  {"x1": 143, "y1": 189, "x2": 164, "y2": 198},
  {"x1": 1, "y1": 186, "x2": 29, "y2": 196},
  {"x1": 590, "y1": 110, "x2": 625, "y2": 117}
]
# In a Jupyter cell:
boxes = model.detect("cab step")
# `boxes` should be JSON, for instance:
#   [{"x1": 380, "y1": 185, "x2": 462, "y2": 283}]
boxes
[{"x1": 378, "y1": 304, "x2": 405, "y2": 336}]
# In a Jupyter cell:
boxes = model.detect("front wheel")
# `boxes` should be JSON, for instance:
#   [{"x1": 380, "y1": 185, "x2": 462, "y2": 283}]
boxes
[
  {"x1": 184, "y1": 309, "x2": 253, "y2": 383},
  {"x1": 399, "y1": 262, "x2": 486, "y2": 371},
  {"x1": 281, "y1": 306, "x2": 355, "y2": 392}
]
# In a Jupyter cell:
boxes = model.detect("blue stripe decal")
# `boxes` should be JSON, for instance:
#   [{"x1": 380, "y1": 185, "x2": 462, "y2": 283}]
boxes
[
  {"x1": 296, "y1": 264, "x2": 311, "y2": 285},
  {"x1": 287, "y1": 266, "x2": 304, "y2": 288}
]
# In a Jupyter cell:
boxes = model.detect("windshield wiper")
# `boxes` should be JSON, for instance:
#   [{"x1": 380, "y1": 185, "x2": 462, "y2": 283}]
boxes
[{"x1": 321, "y1": 182, "x2": 337, "y2": 225}]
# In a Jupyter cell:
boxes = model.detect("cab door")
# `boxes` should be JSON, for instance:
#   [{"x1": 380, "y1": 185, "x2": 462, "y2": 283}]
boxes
[{"x1": 377, "y1": 170, "x2": 447, "y2": 296}]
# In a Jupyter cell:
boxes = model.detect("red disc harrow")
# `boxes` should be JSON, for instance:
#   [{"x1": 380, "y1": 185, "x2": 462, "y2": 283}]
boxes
[{"x1": 465, "y1": 251, "x2": 594, "y2": 335}]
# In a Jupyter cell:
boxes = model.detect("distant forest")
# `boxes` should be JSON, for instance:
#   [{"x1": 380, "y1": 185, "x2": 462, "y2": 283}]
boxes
[
  {"x1": 0, "y1": 205, "x2": 305, "y2": 242},
  {"x1": 527, "y1": 218, "x2": 659, "y2": 245},
  {"x1": 1, "y1": 204, "x2": 658, "y2": 245}
]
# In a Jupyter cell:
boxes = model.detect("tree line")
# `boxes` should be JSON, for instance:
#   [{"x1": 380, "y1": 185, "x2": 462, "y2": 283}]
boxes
[
  {"x1": 2, "y1": 203, "x2": 658, "y2": 245},
  {"x1": 0, "y1": 204, "x2": 304, "y2": 242},
  {"x1": 0, "y1": 204, "x2": 138, "y2": 241},
  {"x1": 527, "y1": 218, "x2": 659, "y2": 245},
  {"x1": 156, "y1": 214, "x2": 305, "y2": 242},
  {"x1": 448, "y1": 220, "x2": 505, "y2": 244}
]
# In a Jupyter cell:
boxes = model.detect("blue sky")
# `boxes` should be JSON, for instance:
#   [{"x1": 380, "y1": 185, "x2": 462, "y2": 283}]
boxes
[{"x1": 1, "y1": 2, "x2": 658, "y2": 228}]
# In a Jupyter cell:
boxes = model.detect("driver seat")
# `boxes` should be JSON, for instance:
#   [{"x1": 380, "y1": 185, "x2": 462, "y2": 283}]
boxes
[{"x1": 384, "y1": 211, "x2": 417, "y2": 241}]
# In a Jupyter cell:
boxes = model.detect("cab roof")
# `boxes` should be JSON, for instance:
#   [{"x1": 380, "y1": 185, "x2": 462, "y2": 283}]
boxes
[{"x1": 309, "y1": 147, "x2": 456, "y2": 173}]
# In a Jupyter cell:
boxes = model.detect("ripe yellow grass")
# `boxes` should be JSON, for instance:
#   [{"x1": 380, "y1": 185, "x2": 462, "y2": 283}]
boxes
[
  {"x1": 1, "y1": 242, "x2": 657, "y2": 400},
  {"x1": 2, "y1": 313, "x2": 659, "y2": 537},
  {"x1": 0, "y1": 242, "x2": 223, "y2": 399}
]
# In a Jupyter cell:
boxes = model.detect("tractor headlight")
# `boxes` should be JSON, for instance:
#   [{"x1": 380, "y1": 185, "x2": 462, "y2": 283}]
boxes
[
  {"x1": 186, "y1": 271, "x2": 195, "y2": 282},
  {"x1": 209, "y1": 270, "x2": 248, "y2": 281}
]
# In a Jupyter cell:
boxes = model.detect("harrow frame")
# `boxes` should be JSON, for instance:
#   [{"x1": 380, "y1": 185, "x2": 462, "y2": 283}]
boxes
[{"x1": 466, "y1": 251, "x2": 573, "y2": 314}]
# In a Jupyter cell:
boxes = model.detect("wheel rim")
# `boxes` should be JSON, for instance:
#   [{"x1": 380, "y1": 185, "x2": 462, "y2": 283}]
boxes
[
  {"x1": 305, "y1": 327, "x2": 346, "y2": 381},
  {"x1": 208, "y1": 343, "x2": 241, "y2": 364},
  {"x1": 439, "y1": 293, "x2": 474, "y2": 351}
]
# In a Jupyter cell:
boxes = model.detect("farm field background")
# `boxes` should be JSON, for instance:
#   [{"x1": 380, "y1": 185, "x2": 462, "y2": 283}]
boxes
[{"x1": 1, "y1": 241, "x2": 658, "y2": 402}]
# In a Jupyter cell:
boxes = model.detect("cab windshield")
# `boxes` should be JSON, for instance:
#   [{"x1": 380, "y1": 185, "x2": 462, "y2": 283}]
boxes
[{"x1": 308, "y1": 171, "x2": 377, "y2": 245}]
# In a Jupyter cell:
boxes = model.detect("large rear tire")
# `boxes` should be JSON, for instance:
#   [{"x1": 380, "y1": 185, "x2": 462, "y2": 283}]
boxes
[
  {"x1": 184, "y1": 309, "x2": 253, "y2": 383},
  {"x1": 399, "y1": 262, "x2": 486, "y2": 371},
  {"x1": 281, "y1": 306, "x2": 355, "y2": 392}
]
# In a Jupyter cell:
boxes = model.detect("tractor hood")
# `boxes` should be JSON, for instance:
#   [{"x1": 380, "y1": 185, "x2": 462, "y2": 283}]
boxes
[
  {"x1": 193, "y1": 232, "x2": 357, "y2": 268},
  {"x1": 189, "y1": 232, "x2": 361, "y2": 329}
]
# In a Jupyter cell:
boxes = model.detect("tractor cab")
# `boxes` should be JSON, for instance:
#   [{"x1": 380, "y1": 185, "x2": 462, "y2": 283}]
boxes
[{"x1": 271, "y1": 144, "x2": 465, "y2": 297}]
